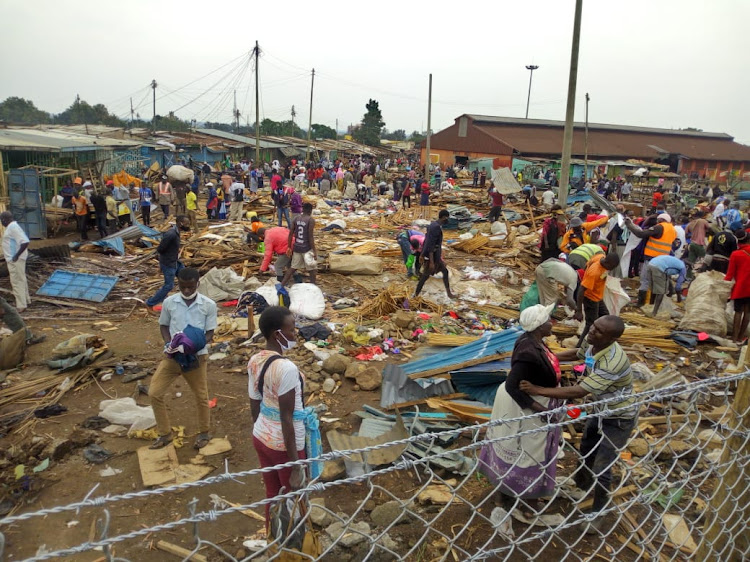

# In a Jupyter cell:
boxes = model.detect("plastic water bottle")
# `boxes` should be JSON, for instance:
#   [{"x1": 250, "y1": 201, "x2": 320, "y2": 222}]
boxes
[{"x1": 115, "y1": 364, "x2": 125, "y2": 376}]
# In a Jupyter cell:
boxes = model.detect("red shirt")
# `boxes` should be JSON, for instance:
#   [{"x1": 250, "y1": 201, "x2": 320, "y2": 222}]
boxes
[
  {"x1": 421, "y1": 183, "x2": 430, "y2": 195},
  {"x1": 725, "y1": 244, "x2": 750, "y2": 300},
  {"x1": 260, "y1": 227, "x2": 291, "y2": 271},
  {"x1": 490, "y1": 191, "x2": 503, "y2": 206},
  {"x1": 652, "y1": 192, "x2": 663, "y2": 208}
]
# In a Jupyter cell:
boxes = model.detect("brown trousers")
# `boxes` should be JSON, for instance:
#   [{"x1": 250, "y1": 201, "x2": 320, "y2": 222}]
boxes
[{"x1": 148, "y1": 355, "x2": 210, "y2": 435}]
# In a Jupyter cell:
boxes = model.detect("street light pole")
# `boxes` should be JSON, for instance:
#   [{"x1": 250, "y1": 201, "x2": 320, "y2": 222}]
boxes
[{"x1": 525, "y1": 65, "x2": 539, "y2": 119}]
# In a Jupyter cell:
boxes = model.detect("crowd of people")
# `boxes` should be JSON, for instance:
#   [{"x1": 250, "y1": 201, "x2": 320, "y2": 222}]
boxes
[{"x1": 6, "y1": 151, "x2": 749, "y2": 539}]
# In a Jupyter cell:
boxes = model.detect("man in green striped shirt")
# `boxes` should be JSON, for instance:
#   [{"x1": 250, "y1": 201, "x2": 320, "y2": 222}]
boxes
[{"x1": 520, "y1": 315, "x2": 636, "y2": 534}]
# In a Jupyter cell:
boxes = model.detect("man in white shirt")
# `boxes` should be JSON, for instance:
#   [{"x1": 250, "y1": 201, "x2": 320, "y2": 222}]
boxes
[
  {"x1": 621, "y1": 181, "x2": 632, "y2": 200},
  {"x1": 712, "y1": 200, "x2": 725, "y2": 222},
  {"x1": 148, "y1": 267, "x2": 218, "y2": 450},
  {"x1": 229, "y1": 181, "x2": 246, "y2": 221},
  {"x1": 1, "y1": 212, "x2": 30, "y2": 312},
  {"x1": 541, "y1": 189, "x2": 555, "y2": 210}
]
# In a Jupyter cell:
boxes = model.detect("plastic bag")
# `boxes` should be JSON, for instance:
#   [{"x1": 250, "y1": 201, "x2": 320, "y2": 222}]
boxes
[
  {"x1": 602, "y1": 276, "x2": 630, "y2": 316},
  {"x1": 520, "y1": 281, "x2": 540, "y2": 312},
  {"x1": 288, "y1": 283, "x2": 326, "y2": 320},
  {"x1": 98, "y1": 398, "x2": 156, "y2": 433}
]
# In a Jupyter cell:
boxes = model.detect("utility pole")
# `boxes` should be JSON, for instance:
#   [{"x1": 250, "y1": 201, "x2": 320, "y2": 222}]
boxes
[
  {"x1": 335, "y1": 118, "x2": 339, "y2": 141},
  {"x1": 424, "y1": 73, "x2": 432, "y2": 183},
  {"x1": 291, "y1": 105, "x2": 296, "y2": 137},
  {"x1": 584, "y1": 93, "x2": 590, "y2": 181},
  {"x1": 233, "y1": 90, "x2": 240, "y2": 131},
  {"x1": 557, "y1": 0, "x2": 583, "y2": 209},
  {"x1": 525, "y1": 65, "x2": 539, "y2": 119},
  {"x1": 130, "y1": 97, "x2": 134, "y2": 129},
  {"x1": 305, "y1": 69, "x2": 315, "y2": 162},
  {"x1": 254, "y1": 41, "x2": 260, "y2": 165},
  {"x1": 151, "y1": 79, "x2": 157, "y2": 130}
]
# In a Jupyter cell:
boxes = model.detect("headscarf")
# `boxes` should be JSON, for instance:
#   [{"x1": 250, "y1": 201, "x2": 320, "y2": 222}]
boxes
[{"x1": 519, "y1": 304, "x2": 554, "y2": 333}]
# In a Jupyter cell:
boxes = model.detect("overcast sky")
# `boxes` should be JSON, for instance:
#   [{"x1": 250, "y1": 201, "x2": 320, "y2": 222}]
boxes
[{"x1": 2, "y1": 0, "x2": 749, "y2": 143}]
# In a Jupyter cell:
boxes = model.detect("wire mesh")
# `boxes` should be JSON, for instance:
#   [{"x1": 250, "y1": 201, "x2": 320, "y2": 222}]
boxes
[{"x1": 2, "y1": 373, "x2": 748, "y2": 562}]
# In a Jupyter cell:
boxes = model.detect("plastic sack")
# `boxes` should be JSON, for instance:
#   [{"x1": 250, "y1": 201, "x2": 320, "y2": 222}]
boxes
[
  {"x1": 288, "y1": 283, "x2": 326, "y2": 320},
  {"x1": 0, "y1": 329, "x2": 26, "y2": 370},
  {"x1": 303, "y1": 251, "x2": 317, "y2": 268},
  {"x1": 98, "y1": 397, "x2": 156, "y2": 433},
  {"x1": 166, "y1": 165, "x2": 194, "y2": 183},
  {"x1": 603, "y1": 276, "x2": 630, "y2": 316},
  {"x1": 520, "y1": 281, "x2": 540, "y2": 312},
  {"x1": 679, "y1": 271, "x2": 733, "y2": 336},
  {"x1": 491, "y1": 221, "x2": 507, "y2": 235},
  {"x1": 329, "y1": 254, "x2": 382, "y2": 275}
]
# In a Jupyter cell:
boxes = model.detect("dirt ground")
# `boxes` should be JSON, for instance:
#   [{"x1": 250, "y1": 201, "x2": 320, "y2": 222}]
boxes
[{"x1": 0, "y1": 207, "x2": 714, "y2": 561}]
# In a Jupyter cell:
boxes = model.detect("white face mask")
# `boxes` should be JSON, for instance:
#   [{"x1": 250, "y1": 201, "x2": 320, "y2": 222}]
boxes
[
  {"x1": 276, "y1": 331, "x2": 297, "y2": 352},
  {"x1": 181, "y1": 291, "x2": 198, "y2": 301}
]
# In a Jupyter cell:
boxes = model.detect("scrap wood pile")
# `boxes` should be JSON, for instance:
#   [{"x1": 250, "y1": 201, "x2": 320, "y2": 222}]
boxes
[
  {"x1": 180, "y1": 225, "x2": 261, "y2": 273},
  {"x1": 355, "y1": 285, "x2": 443, "y2": 321}
]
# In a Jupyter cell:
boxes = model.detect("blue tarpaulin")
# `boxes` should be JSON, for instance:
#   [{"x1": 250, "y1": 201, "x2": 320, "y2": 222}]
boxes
[
  {"x1": 37, "y1": 270, "x2": 119, "y2": 302},
  {"x1": 91, "y1": 237, "x2": 125, "y2": 256}
]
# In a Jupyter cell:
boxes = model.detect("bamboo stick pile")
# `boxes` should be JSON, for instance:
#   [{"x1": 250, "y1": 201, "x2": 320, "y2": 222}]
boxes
[
  {"x1": 621, "y1": 312, "x2": 676, "y2": 330},
  {"x1": 450, "y1": 234, "x2": 489, "y2": 254},
  {"x1": 0, "y1": 367, "x2": 98, "y2": 435},
  {"x1": 474, "y1": 303, "x2": 520, "y2": 321},
  {"x1": 426, "y1": 334, "x2": 480, "y2": 347}
]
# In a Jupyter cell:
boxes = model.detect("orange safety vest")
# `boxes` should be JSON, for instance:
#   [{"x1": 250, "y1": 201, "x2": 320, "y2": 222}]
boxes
[{"x1": 644, "y1": 222, "x2": 677, "y2": 258}]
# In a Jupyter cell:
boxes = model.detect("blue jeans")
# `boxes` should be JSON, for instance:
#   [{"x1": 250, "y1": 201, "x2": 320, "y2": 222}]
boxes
[
  {"x1": 277, "y1": 206, "x2": 291, "y2": 228},
  {"x1": 146, "y1": 262, "x2": 183, "y2": 306}
]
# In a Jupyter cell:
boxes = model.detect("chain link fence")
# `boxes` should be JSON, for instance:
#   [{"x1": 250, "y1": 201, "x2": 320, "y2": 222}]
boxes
[{"x1": 2, "y1": 373, "x2": 748, "y2": 561}]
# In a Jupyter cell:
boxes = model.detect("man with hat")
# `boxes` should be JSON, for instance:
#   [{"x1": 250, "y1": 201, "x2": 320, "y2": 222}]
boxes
[
  {"x1": 560, "y1": 214, "x2": 608, "y2": 255},
  {"x1": 624, "y1": 213, "x2": 678, "y2": 307},
  {"x1": 157, "y1": 175, "x2": 173, "y2": 220}
]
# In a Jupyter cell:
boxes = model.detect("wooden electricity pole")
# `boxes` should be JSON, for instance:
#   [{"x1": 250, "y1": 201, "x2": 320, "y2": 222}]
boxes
[
  {"x1": 254, "y1": 41, "x2": 260, "y2": 165},
  {"x1": 557, "y1": 0, "x2": 583, "y2": 209},
  {"x1": 151, "y1": 79, "x2": 157, "y2": 130},
  {"x1": 696, "y1": 377, "x2": 750, "y2": 560},
  {"x1": 305, "y1": 69, "x2": 315, "y2": 162},
  {"x1": 424, "y1": 73, "x2": 432, "y2": 184},
  {"x1": 584, "y1": 92, "x2": 590, "y2": 181}
]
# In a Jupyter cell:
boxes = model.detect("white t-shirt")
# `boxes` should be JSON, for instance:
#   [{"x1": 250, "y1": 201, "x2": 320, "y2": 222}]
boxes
[
  {"x1": 248, "y1": 351, "x2": 305, "y2": 451},
  {"x1": 542, "y1": 190, "x2": 555, "y2": 205},
  {"x1": 2, "y1": 221, "x2": 29, "y2": 261}
]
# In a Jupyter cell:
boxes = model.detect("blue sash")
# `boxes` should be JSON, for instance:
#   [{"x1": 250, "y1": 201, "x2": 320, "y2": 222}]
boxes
[{"x1": 260, "y1": 403, "x2": 322, "y2": 479}]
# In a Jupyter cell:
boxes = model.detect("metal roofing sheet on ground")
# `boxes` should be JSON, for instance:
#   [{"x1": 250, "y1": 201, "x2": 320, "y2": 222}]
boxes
[
  {"x1": 37, "y1": 270, "x2": 119, "y2": 302},
  {"x1": 400, "y1": 328, "x2": 522, "y2": 375}
]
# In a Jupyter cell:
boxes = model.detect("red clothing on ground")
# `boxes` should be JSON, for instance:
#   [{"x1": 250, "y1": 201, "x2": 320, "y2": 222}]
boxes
[
  {"x1": 260, "y1": 227, "x2": 291, "y2": 271},
  {"x1": 725, "y1": 244, "x2": 750, "y2": 300},
  {"x1": 253, "y1": 435, "x2": 306, "y2": 527}
]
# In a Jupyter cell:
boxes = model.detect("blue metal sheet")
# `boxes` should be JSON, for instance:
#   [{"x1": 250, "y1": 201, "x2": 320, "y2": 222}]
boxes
[
  {"x1": 37, "y1": 270, "x2": 119, "y2": 302},
  {"x1": 91, "y1": 237, "x2": 125, "y2": 256},
  {"x1": 400, "y1": 328, "x2": 522, "y2": 375}
]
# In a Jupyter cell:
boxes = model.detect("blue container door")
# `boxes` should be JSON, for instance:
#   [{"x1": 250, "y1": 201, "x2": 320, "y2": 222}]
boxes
[{"x1": 9, "y1": 169, "x2": 47, "y2": 239}]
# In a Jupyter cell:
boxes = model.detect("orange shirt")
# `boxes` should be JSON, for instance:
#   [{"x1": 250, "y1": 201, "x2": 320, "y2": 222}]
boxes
[
  {"x1": 72, "y1": 196, "x2": 89, "y2": 216},
  {"x1": 581, "y1": 254, "x2": 608, "y2": 302}
]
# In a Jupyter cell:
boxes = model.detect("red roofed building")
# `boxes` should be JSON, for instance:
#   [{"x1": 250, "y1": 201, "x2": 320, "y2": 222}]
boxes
[{"x1": 422, "y1": 114, "x2": 750, "y2": 181}]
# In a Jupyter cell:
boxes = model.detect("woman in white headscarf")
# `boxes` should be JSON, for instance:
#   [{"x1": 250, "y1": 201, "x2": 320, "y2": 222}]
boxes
[{"x1": 479, "y1": 304, "x2": 564, "y2": 518}]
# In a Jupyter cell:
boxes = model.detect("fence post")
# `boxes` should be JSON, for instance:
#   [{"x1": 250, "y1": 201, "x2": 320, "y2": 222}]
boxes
[{"x1": 696, "y1": 376, "x2": 750, "y2": 561}]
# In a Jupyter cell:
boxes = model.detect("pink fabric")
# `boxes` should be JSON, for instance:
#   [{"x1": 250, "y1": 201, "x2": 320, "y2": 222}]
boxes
[{"x1": 261, "y1": 227, "x2": 291, "y2": 271}]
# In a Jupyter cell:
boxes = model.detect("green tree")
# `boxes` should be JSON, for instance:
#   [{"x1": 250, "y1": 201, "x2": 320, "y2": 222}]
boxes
[
  {"x1": 353, "y1": 99, "x2": 385, "y2": 147},
  {"x1": 56, "y1": 96, "x2": 124, "y2": 126},
  {"x1": 153, "y1": 113, "x2": 191, "y2": 132},
  {"x1": 204, "y1": 121, "x2": 234, "y2": 132},
  {"x1": 310, "y1": 123, "x2": 336, "y2": 140},
  {"x1": 384, "y1": 128, "x2": 406, "y2": 141},
  {"x1": 0, "y1": 97, "x2": 51, "y2": 125},
  {"x1": 408, "y1": 130, "x2": 426, "y2": 143}
]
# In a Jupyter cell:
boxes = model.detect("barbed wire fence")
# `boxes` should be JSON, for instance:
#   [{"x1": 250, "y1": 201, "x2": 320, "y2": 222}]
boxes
[{"x1": 2, "y1": 372, "x2": 749, "y2": 562}]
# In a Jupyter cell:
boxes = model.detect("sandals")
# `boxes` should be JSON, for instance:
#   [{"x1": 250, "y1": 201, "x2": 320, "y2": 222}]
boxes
[
  {"x1": 149, "y1": 434, "x2": 174, "y2": 449},
  {"x1": 194, "y1": 433, "x2": 211, "y2": 449},
  {"x1": 26, "y1": 335, "x2": 46, "y2": 346}
]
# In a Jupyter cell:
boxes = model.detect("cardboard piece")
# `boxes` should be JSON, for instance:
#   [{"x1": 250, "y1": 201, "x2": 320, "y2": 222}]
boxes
[
  {"x1": 198, "y1": 437, "x2": 232, "y2": 456},
  {"x1": 137, "y1": 445, "x2": 179, "y2": 487},
  {"x1": 661, "y1": 513, "x2": 698, "y2": 551}
]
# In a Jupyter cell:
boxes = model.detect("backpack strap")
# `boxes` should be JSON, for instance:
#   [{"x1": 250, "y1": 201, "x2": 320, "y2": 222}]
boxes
[{"x1": 257, "y1": 354, "x2": 303, "y2": 399}]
